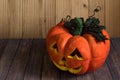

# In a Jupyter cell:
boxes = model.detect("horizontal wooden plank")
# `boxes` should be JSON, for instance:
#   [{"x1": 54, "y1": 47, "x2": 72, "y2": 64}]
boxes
[
  {"x1": 93, "y1": 63, "x2": 112, "y2": 80},
  {"x1": 0, "y1": 40, "x2": 8, "y2": 58},
  {"x1": 24, "y1": 39, "x2": 45, "y2": 80},
  {"x1": 41, "y1": 46, "x2": 60, "y2": 80},
  {"x1": 0, "y1": 40, "x2": 20, "y2": 80},
  {"x1": 0, "y1": 38, "x2": 119, "y2": 80},
  {"x1": 60, "y1": 72, "x2": 76, "y2": 80},
  {"x1": 6, "y1": 39, "x2": 32, "y2": 80},
  {"x1": 106, "y1": 39, "x2": 120, "y2": 80},
  {"x1": 77, "y1": 73, "x2": 94, "y2": 80}
]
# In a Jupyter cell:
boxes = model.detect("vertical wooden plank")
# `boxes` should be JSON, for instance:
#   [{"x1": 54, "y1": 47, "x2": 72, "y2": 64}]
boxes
[
  {"x1": 22, "y1": 0, "x2": 42, "y2": 38},
  {"x1": 43, "y1": 0, "x2": 56, "y2": 38},
  {"x1": 105, "y1": 0, "x2": 120, "y2": 37},
  {"x1": 39, "y1": 0, "x2": 45, "y2": 38},
  {"x1": 89, "y1": 0, "x2": 105, "y2": 25},
  {"x1": 71, "y1": 0, "x2": 88, "y2": 19},
  {"x1": 8, "y1": 0, "x2": 22, "y2": 38},
  {"x1": 24, "y1": 39, "x2": 44, "y2": 80},
  {"x1": 6, "y1": 40, "x2": 32, "y2": 80},
  {"x1": 0, "y1": 40, "x2": 20, "y2": 80},
  {"x1": 0, "y1": 0, "x2": 9, "y2": 38},
  {"x1": 56, "y1": 0, "x2": 72, "y2": 23}
]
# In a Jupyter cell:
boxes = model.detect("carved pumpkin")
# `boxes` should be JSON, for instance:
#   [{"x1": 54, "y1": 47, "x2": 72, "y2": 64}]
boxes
[{"x1": 46, "y1": 17, "x2": 110, "y2": 74}]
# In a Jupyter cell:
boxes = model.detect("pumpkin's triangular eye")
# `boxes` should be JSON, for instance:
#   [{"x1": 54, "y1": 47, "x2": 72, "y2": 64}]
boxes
[
  {"x1": 53, "y1": 43, "x2": 58, "y2": 49},
  {"x1": 52, "y1": 43, "x2": 58, "y2": 54},
  {"x1": 70, "y1": 49, "x2": 82, "y2": 58}
]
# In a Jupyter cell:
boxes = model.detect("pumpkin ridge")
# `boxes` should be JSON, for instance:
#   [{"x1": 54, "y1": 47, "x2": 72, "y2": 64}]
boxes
[
  {"x1": 46, "y1": 16, "x2": 110, "y2": 74},
  {"x1": 84, "y1": 17, "x2": 108, "y2": 41}
]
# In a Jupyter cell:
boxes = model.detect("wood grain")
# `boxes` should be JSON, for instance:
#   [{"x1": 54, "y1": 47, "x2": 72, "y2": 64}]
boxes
[
  {"x1": 8, "y1": 0, "x2": 23, "y2": 38},
  {"x1": 41, "y1": 45, "x2": 60, "y2": 80},
  {"x1": 0, "y1": 39, "x2": 120, "y2": 80},
  {"x1": 22, "y1": 0, "x2": 42, "y2": 38},
  {"x1": 71, "y1": 0, "x2": 88, "y2": 19},
  {"x1": 76, "y1": 72, "x2": 94, "y2": 80},
  {"x1": 0, "y1": 0, "x2": 9, "y2": 38},
  {"x1": 0, "y1": 0, "x2": 120, "y2": 38},
  {"x1": 89, "y1": 0, "x2": 105, "y2": 25},
  {"x1": 56, "y1": 0, "x2": 72, "y2": 23},
  {"x1": 93, "y1": 63, "x2": 113, "y2": 80},
  {"x1": 24, "y1": 39, "x2": 44, "y2": 80},
  {"x1": 0, "y1": 40, "x2": 8, "y2": 58},
  {"x1": 0, "y1": 40, "x2": 20, "y2": 80},
  {"x1": 106, "y1": 46, "x2": 120, "y2": 79},
  {"x1": 105, "y1": 0, "x2": 120, "y2": 37},
  {"x1": 6, "y1": 39, "x2": 32, "y2": 80},
  {"x1": 43, "y1": 0, "x2": 56, "y2": 38},
  {"x1": 60, "y1": 71, "x2": 77, "y2": 80}
]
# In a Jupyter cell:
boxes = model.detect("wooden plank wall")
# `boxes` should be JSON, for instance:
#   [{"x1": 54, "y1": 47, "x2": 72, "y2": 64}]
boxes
[{"x1": 0, "y1": 0, "x2": 120, "y2": 38}]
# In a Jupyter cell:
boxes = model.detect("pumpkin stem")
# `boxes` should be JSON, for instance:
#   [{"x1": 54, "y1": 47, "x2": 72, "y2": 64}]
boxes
[
  {"x1": 64, "y1": 15, "x2": 108, "y2": 41},
  {"x1": 64, "y1": 18, "x2": 84, "y2": 35},
  {"x1": 89, "y1": 6, "x2": 101, "y2": 17}
]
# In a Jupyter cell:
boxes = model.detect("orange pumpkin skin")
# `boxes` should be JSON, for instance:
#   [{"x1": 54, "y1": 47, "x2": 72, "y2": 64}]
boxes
[
  {"x1": 46, "y1": 21, "x2": 110, "y2": 74},
  {"x1": 64, "y1": 36, "x2": 91, "y2": 74},
  {"x1": 47, "y1": 22, "x2": 68, "y2": 39},
  {"x1": 46, "y1": 22, "x2": 72, "y2": 70},
  {"x1": 83, "y1": 30, "x2": 110, "y2": 72},
  {"x1": 47, "y1": 33, "x2": 72, "y2": 69}
]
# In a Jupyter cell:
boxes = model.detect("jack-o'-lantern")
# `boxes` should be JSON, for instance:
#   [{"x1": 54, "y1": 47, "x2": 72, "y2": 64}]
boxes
[{"x1": 46, "y1": 16, "x2": 110, "y2": 74}]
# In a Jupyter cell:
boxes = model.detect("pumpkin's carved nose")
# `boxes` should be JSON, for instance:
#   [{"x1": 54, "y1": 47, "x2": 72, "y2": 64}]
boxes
[{"x1": 70, "y1": 49, "x2": 82, "y2": 58}]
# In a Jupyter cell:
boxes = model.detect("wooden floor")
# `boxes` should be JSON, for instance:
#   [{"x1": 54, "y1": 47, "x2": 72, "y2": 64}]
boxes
[{"x1": 0, "y1": 38, "x2": 120, "y2": 80}]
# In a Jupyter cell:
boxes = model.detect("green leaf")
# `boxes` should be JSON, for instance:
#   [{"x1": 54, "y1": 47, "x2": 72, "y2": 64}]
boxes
[
  {"x1": 84, "y1": 17, "x2": 108, "y2": 41},
  {"x1": 64, "y1": 18, "x2": 84, "y2": 35}
]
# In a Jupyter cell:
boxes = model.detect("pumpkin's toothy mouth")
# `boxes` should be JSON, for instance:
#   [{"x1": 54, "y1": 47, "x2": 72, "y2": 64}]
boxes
[
  {"x1": 68, "y1": 67, "x2": 83, "y2": 74},
  {"x1": 68, "y1": 49, "x2": 84, "y2": 60},
  {"x1": 50, "y1": 44, "x2": 83, "y2": 74},
  {"x1": 52, "y1": 59, "x2": 68, "y2": 71},
  {"x1": 59, "y1": 57, "x2": 66, "y2": 66},
  {"x1": 52, "y1": 59, "x2": 83, "y2": 74}
]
